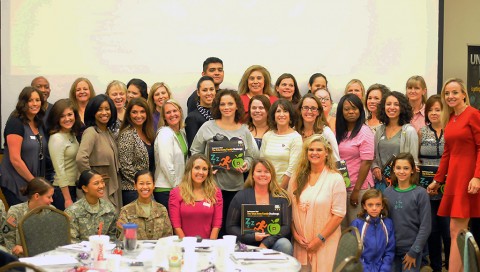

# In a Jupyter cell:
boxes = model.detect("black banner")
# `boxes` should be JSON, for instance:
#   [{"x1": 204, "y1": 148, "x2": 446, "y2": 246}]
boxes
[{"x1": 468, "y1": 45, "x2": 480, "y2": 109}]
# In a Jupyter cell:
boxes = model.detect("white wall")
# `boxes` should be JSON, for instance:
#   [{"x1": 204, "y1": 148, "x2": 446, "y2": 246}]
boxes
[{"x1": 1, "y1": 0, "x2": 439, "y2": 139}]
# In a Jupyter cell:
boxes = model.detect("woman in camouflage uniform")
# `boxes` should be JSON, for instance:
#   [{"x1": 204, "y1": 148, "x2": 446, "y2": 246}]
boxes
[
  {"x1": 117, "y1": 170, "x2": 172, "y2": 240},
  {"x1": 65, "y1": 170, "x2": 117, "y2": 243}
]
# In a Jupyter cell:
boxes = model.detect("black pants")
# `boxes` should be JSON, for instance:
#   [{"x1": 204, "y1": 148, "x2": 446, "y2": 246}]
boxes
[
  {"x1": 122, "y1": 190, "x2": 138, "y2": 206},
  {"x1": 52, "y1": 186, "x2": 77, "y2": 211},
  {"x1": 154, "y1": 191, "x2": 171, "y2": 214},
  {"x1": 220, "y1": 190, "x2": 239, "y2": 238},
  {"x1": 428, "y1": 199, "x2": 450, "y2": 271},
  {"x1": 1, "y1": 187, "x2": 23, "y2": 207}
]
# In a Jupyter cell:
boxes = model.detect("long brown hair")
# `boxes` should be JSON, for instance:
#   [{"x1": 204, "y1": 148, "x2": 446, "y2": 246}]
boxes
[
  {"x1": 390, "y1": 152, "x2": 419, "y2": 186},
  {"x1": 292, "y1": 135, "x2": 338, "y2": 203},
  {"x1": 179, "y1": 154, "x2": 219, "y2": 205},
  {"x1": 12, "y1": 87, "x2": 46, "y2": 125},
  {"x1": 244, "y1": 158, "x2": 291, "y2": 205},
  {"x1": 119, "y1": 97, "x2": 155, "y2": 143}
]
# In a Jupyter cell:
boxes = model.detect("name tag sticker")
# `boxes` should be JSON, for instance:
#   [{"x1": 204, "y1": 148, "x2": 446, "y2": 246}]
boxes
[
  {"x1": 203, "y1": 202, "x2": 211, "y2": 208},
  {"x1": 30, "y1": 136, "x2": 36, "y2": 140}
]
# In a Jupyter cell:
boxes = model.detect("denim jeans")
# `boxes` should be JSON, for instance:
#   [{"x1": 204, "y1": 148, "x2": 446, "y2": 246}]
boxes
[{"x1": 271, "y1": 237, "x2": 293, "y2": 256}]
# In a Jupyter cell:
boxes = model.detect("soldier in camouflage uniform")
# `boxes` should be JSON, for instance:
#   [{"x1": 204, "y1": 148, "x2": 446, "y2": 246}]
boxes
[
  {"x1": 3, "y1": 178, "x2": 54, "y2": 256},
  {"x1": 65, "y1": 170, "x2": 117, "y2": 243},
  {"x1": 117, "y1": 199, "x2": 172, "y2": 240},
  {"x1": 65, "y1": 197, "x2": 117, "y2": 243},
  {"x1": 117, "y1": 170, "x2": 172, "y2": 240},
  {"x1": 0, "y1": 200, "x2": 8, "y2": 252}
]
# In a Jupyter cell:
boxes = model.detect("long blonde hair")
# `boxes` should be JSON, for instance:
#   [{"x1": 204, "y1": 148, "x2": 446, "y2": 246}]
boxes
[
  {"x1": 245, "y1": 158, "x2": 291, "y2": 205},
  {"x1": 238, "y1": 65, "x2": 275, "y2": 96},
  {"x1": 179, "y1": 154, "x2": 218, "y2": 205},
  {"x1": 440, "y1": 78, "x2": 470, "y2": 126},
  {"x1": 291, "y1": 135, "x2": 338, "y2": 203}
]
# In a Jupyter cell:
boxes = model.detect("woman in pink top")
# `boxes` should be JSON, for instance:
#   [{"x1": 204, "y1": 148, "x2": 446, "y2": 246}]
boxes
[
  {"x1": 169, "y1": 154, "x2": 223, "y2": 239},
  {"x1": 238, "y1": 65, "x2": 278, "y2": 122},
  {"x1": 405, "y1": 75, "x2": 428, "y2": 132},
  {"x1": 288, "y1": 135, "x2": 346, "y2": 271},
  {"x1": 335, "y1": 94, "x2": 374, "y2": 226}
]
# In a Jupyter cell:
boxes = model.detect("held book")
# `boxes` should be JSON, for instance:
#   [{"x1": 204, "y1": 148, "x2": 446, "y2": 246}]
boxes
[
  {"x1": 207, "y1": 137, "x2": 245, "y2": 171},
  {"x1": 419, "y1": 165, "x2": 439, "y2": 188},
  {"x1": 241, "y1": 204, "x2": 281, "y2": 235}
]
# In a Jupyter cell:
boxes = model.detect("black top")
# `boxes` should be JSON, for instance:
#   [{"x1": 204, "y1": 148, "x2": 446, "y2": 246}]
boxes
[
  {"x1": 187, "y1": 90, "x2": 198, "y2": 113},
  {"x1": 145, "y1": 141, "x2": 155, "y2": 174},
  {"x1": 185, "y1": 109, "x2": 209, "y2": 151}
]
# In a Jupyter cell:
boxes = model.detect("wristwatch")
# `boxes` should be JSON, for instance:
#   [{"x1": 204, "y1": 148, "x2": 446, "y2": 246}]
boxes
[{"x1": 317, "y1": 233, "x2": 326, "y2": 243}]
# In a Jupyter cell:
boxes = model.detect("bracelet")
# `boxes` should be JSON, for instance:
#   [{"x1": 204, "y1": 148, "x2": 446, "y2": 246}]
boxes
[{"x1": 317, "y1": 233, "x2": 326, "y2": 243}]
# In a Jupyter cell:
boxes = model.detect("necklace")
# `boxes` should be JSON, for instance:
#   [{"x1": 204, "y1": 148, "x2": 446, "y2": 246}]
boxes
[
  {"x1": 453, "y1": 105, "x2": 468, "y2": 122},
  {"x1": 302, "y1": 129, "x2": 314, "y2": 138}
]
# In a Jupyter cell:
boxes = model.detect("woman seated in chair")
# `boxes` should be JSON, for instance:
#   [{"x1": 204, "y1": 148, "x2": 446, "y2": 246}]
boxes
[
  {"x1": 65, "y1": 170, "x2": 117, "y2": 243},
  {"x1": 117, "y1": 170, "x2": 172, "y2": 240},
  {"x1": 4, "y1": 177, "x2": 54, "y2": 256},
  {"x1": 226, "y1": 158, "x2": 292, "y2": 255}
]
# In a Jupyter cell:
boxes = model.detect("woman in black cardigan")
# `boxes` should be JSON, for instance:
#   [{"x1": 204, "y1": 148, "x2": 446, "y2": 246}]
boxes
[{"x1": 226, "y1": 158, "x2": 292, "y2": 255}]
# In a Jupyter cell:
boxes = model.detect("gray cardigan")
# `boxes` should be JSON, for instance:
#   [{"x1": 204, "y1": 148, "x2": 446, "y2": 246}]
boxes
[{"x1": 372, "y1": 124, "x2": 419, "y2": 169}]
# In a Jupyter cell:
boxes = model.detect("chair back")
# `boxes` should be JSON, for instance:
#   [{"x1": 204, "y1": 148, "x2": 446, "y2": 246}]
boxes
[
  {"x1": 333, "y1": 226, "x2": 363, "y2": 272},
  {"x1": 18, "y1": 205, "x2": 71, "y2": 257},
  {"x1": 333, "y1": 255, "x2": 363, "y2": 272},
  {"x1": 457, "y1": 229, "x2": 480, "y2": 272},
  {"x1": 0, "y1": 261, "x2": 46, "y2": 272}
]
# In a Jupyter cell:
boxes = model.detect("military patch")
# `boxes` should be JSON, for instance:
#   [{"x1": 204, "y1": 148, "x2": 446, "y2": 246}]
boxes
[{"x1": 6, "y1": 216, "x2": 16, "y2": 228}]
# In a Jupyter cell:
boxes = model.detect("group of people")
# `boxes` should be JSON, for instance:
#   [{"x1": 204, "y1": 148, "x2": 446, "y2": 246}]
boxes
[{"x1": 0, "y1": 56, "x2": 478, "y2": 272}]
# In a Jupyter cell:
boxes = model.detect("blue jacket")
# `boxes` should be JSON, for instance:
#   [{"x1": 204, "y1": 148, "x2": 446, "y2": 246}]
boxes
[{"x1": 351, "y1": 216, "x2": 395, "y2": 272}]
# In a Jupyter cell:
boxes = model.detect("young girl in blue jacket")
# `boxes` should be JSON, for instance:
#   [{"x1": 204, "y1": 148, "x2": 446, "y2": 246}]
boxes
[{"x1": 351, "y1": 189, "x2": 395, "y2": 272}]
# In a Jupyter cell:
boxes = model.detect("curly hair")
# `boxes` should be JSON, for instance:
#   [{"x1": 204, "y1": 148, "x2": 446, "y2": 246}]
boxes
[
  {"x1": 365, "y1": 83, "x2": 391, "y2": 120},
  {"x1": 377, "y1": 91, "x2": 412, "y2": 126},
  {"x1": 12, "y1": 87, "x2": 46, "y2": 126},
  {"x1": 244, "y1": 158, "x2": 291, "y2": 205},
  {"x1": 211, "y1": 89, "x2": 245, "y2": 123}
]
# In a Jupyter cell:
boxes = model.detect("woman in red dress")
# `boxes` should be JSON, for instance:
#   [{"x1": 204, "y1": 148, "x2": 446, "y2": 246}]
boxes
[{"x1": 428, "y1": 78, "x2": 480, "y2": 271}]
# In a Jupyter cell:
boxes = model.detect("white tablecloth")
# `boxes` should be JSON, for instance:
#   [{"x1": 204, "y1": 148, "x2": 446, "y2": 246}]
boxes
[{"x1": 21, "y1": 238, "x2": 300, "y2": 272}]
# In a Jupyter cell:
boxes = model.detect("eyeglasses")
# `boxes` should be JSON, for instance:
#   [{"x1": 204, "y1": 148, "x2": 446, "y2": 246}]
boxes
[
  {"x1": 317, "y1": 97, "x2": 330, "y2": 102},
  {"x1": 301, "y1": 106, "x2": 319, "y2": 113}
]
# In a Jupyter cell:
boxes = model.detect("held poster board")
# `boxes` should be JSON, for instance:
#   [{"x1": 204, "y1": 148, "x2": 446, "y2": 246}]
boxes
[
  {"x1": 336, "y1": 160, "x2": 351, "y2": 188},
  {"x1": 241, "y1": 204, "x2": 281, "y2": 235},
  {"x1": 207, "y1": 137, "x2": 245, "y2": 171}
]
